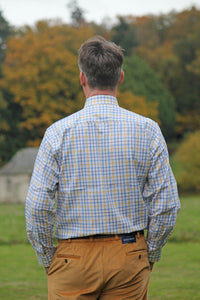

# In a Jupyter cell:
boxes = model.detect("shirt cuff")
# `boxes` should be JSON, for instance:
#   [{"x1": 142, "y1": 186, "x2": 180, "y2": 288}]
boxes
[
  {"x1": 36, "y1": 246, "x2": 57, "y2": 267},
  {"x1": 148, "y1": 248, "x2": 162, "y2": 263}
]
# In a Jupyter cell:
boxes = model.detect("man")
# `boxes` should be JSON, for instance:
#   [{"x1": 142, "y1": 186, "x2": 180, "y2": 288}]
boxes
[{"x1": 25, "y1": 36, "x2": 180, "y2": 299}]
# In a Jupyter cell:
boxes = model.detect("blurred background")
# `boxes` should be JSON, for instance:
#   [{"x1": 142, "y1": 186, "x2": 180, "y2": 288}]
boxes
[
  {"x1": 0, "y1": 1, "x2": 199, "y2": 299},
  {"x1": 0, "y1": 0, "x2": 200, "y2": 194}
]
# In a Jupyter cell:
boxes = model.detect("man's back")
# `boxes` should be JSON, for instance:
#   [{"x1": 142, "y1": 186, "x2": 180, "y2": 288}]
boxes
[{"x1": 29, "y1": 95, "x2": 178, "y2": 245}]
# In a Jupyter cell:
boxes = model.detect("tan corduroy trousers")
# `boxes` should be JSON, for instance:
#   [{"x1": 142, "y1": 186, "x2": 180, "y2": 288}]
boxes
[{"x1": 47, "y1": 232, "x2": 150, "y2": 299}]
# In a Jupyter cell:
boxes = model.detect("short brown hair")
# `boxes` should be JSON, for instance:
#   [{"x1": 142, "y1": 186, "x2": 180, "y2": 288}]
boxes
[{"x1": 78, "y1": 36, "x2": 123, "y2": 90}]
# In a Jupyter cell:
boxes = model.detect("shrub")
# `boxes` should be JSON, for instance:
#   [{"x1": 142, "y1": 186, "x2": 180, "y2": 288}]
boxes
[{"x1": 171, "y1": 131, "x2": 200, "y2": 193}]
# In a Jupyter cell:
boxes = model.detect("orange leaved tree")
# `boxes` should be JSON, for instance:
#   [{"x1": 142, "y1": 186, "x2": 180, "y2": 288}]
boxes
[{"x1": 1, "y1": 21, "x2": 94, "y2": 146}]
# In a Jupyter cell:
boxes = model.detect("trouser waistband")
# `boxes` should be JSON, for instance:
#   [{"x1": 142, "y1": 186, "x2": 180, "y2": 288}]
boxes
[{"x1": 59, "y1": 230, "x2": 144, "y2": 243}]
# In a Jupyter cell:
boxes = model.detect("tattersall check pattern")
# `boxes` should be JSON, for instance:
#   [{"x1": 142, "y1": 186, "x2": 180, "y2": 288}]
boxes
[{"x1": 25, "y1": 95, "x2": 180, "y2": 267}]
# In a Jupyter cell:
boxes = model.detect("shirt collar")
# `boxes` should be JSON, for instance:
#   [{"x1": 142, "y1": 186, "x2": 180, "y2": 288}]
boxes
[{"x1": 84, "y1": 95, "x2": 119, "y2": 108}]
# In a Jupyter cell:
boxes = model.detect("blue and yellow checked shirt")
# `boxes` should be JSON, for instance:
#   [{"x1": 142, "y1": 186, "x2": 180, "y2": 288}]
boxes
[{"x1": 25, "y1": 95, "x2": 180, "y2": 267}]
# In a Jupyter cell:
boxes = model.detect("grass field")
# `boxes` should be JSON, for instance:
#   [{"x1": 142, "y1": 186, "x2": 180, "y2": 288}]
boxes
[{"x1": 0, "y1": 195, "x2": 200, "y2": 299}]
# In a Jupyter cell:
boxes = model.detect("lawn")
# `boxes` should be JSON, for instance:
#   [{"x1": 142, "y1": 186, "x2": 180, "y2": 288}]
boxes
[{"x1": 0, "y1": 195, "x2": 199, "y2": 299}]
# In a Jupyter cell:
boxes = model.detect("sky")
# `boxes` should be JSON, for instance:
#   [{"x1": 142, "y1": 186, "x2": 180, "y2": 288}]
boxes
[{"x1": 0, "y1": 0, "x2": 199, "y2": 27}]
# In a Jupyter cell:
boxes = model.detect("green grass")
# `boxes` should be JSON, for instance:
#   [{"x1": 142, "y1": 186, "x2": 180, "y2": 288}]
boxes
[
  {"x1": 169, "y1": 195, "x2": 200, "y2": 243},
  {"x1": 149, "y1": 243, "x2": 200, "y2": 299},
  {"x1": 0, "y1": 245, "x2": 47, "y2": 299},
  {"x1": 0, "y1": 204, "x2": 27, "y2": 245},
  {"x1": 0, "y1": 195, "x2": 200, "y2": 299}
]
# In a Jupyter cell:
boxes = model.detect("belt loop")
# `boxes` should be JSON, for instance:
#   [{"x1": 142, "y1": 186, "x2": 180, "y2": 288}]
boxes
[
  {"x1": 136, "y1": 231, "x2": 140, "y2": 239},
  {"x1": 89, "y1": 236, "x2": 93, "y2": 241}
]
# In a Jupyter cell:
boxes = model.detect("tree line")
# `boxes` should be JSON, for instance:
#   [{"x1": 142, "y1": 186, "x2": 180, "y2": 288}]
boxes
[{"x1": 0, "y1": 5, "x2": 200, "y2": 170}]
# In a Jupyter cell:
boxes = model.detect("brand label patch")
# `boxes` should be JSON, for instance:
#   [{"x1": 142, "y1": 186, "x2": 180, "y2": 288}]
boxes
[{"x1": 121, "y1": 235, "x2": 136, "y2": 244}]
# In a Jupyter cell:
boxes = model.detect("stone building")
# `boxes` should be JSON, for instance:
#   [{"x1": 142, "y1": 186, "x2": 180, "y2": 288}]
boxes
[{"x1": 0, "y1": 148, "x2": 38, "y2": 203}]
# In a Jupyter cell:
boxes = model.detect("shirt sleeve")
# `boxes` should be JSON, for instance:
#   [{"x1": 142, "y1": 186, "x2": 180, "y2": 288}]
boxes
[
  {"x1": 25, "y1": 129, "x2": 59, "y2": 267},
  {"x1": 143, "y1": 123, "x2": 180, "y2": 262}
]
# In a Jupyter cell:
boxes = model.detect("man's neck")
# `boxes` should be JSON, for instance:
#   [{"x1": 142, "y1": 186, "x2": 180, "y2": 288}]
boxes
[{"x1": 85, "y1": 88, "x2": 117, "y2": 99}]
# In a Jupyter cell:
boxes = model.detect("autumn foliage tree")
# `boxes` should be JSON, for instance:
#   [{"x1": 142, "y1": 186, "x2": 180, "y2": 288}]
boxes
[
  {"x1": 1, "y1": 5, "x2": 200, "y2": 169},
  {"x1": 118, "y1": 90, "x2": 159, "y2": 123},
  {"x1": 1, "y1": 21, "x2": 94, "y2": 150},
  {"x1": 133, "y1": 7, "x2": 200, "y2": 137}
]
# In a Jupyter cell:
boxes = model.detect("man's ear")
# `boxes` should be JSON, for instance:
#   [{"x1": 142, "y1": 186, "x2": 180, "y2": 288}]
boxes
[
  {"x1": 118, "y1": 70, "x2": 124, "y2": 85},
  {"x1": 80, "y1": 71, "x2": 86, "y2": 86}
]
